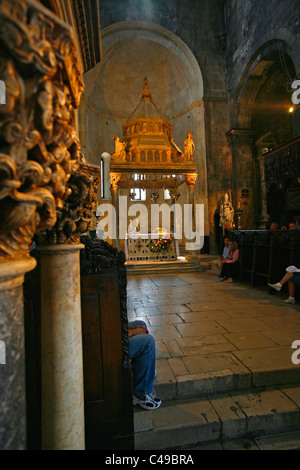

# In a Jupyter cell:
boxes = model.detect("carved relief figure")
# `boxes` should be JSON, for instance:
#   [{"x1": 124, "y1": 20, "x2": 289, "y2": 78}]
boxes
[
  {"x1": 112, "y1": 136, "x2": 126, "y2": 160},
  {"x1": 183, "y1": 130, "x2": 195, "y2": 161}
]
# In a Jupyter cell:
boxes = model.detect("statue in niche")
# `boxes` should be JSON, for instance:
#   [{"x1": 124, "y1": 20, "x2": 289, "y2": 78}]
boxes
[
  {"x1": 219, "y1": 190, "x2": 234, "y2": 231},
  {"x1": 112, "y1": 136, "x2": 126, "y2": 160},
  {"x1": 183, "y1": 130, "x2": 195, "y2": 161}
]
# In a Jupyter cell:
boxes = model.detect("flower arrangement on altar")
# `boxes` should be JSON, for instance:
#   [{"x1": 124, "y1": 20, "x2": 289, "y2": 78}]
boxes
[{"x1": 150, "y1": 233, "x2": 174, "y2": 253}]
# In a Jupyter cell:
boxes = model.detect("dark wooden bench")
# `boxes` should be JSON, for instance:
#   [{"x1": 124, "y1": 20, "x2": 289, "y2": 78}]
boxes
[
  {"x1": 230, "y1": 230, "x2": 300, "y2": 299},
  {"x1": 251, "y1": 230, "x2": 271, "y2": 287},
  {"x1": 235, "y1": 231, "x2": 255, "y2": 282}
]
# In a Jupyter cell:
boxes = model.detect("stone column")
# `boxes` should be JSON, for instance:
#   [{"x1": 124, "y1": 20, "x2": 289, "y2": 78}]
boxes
[
  {"x1": 254, "y1": 133, "x2": 276, "y2": 229},
  {"x1": 110, "y1": 173, "x2": 122, "y2": 250},
  {"x1": 0, "y1": 257, "x2": 36, "y2": 450},
  {"x1": 257, "y1": 148, "x2": 269, "y2": 229},
  {"x1": 185, "y1": 175, "x2": 198, "y2": 229},
  {"x1": 226, "y1": 129, "x2": 255, "y2": 229},
  {"x1": 101, "y1": 152, "x2": 111, "y2": 199},
  {"x1": 39, "y1": 163, "x2": 100, "y2": 450},
  {"x1": 184, "y1": 174, "x2": 198, "y2": 258},
  {"x1": 39, "y1": 244, "x2": 85, "y2": 450},
  {"x1": 169, "y1": 188, "x2": 180, "y2": 235}
]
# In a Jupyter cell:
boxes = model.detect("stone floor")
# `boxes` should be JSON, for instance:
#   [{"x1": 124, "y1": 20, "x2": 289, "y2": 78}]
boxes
[
  {"x1": 127, "y1": 270, "x2": 300, "y2": 394},
  {"x1": 127, "y1": 270, "x2": 300, "y2": 450}
]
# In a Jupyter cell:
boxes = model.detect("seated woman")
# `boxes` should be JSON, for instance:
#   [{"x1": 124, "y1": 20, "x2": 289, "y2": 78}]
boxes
[
  {"x1": 268, "y1": 265, "x2": 300, "y2": 304},
  {"x1": 220, "y1": 241, "x2": 239, "y2": 283}
]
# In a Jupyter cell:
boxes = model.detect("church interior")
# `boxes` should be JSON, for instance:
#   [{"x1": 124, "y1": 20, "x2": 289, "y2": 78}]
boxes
[{"x1": 0, "y1": 0, "x2": 300, "y2": 451}]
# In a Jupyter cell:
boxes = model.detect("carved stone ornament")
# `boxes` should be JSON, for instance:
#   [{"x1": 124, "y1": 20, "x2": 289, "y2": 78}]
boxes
[
  {"x1": 0, "y1": 0, "x2": 84, "y2": 259},
  {"x1": 184, "y1": 174, "x2": 198, "y2": 189},
  {"x1": 226, "y1": 129, "x2": 254, "y2": 147},
  {"x1": 110, "y1": 172, "x2": 122, "y2": 190},
  {"x1": 42, "y1": 159, "x2": 101, "y2": 245},
  {"x1": 80, "y1": 235, "x2": 118, "y2": 274}
]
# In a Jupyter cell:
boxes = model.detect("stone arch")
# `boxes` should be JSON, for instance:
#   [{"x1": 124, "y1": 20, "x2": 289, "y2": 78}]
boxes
[
  {"x1": 233, "y1": 40, "x2": 296, "y2": 132},
  {"x1": 100, "y1": 21, "x2": 204, "y2": 101},
  {"x1": 80, "y1": 20, "x2": 209, "y2": 235},
  {"x1": 228, "y1": 40, "x2": 296, "y2": 229},
  {"x1": 81, "y1": 21, "x2": 205, "y2": 158}
]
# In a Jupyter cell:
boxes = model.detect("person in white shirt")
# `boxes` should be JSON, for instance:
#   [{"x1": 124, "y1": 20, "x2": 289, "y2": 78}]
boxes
[{"x1": 212, "y1": 237, "x2": 231, "y2": 276}]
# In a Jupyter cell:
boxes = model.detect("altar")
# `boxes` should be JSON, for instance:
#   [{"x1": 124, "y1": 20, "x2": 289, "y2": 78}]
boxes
[{"x1": 124, "y1": 233, "x2": 179, "y2": 262}]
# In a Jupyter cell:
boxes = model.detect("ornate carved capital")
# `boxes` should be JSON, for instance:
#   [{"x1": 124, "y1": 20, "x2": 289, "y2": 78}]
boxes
[
  {"x1": 43, "y1": 160, "x2": 101, "y2": 245},
  {"x1": 110, "y1": 173, "x2": 122, "y2": 190},
  {"x1": 0, "y1": 0, "x2": 84, "y2": 259},
  {"x1": 184, "y1": 174, "x2": 197, "y2": 189},
  {"x1": 226, "y1": 129, "x2": 254, "y2": 147}
]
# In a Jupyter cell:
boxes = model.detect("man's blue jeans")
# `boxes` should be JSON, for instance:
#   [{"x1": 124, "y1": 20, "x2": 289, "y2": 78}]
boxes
[{"x1": 129, "y1": 321, "x2": 156, "y2": 399}]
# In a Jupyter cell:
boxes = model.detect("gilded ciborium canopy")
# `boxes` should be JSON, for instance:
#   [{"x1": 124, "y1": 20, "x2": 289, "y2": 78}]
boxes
[
  {"x1": 110, "y1": 77, "x2": 197, "y2": 191},
  {"x1": 111, "y1": 77, "x2": 196, "y2": 169}
]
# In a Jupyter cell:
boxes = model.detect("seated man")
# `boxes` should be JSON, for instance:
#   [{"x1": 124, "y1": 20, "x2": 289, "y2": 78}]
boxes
[
  {"x1": 128, "y1": 320, "x2": 162, "y2": 410},
  {"x1": 268, "y1": 265, "x2": 300, "y2": 304},
  {"x1": 212, "y1": 237, "x2": 231, "y2": 276}
]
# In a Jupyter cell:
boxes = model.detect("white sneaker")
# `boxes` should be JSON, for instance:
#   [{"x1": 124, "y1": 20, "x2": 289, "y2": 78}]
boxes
[
  {"x1": 133, "y1": 393, "x2": 162, "y2": 410},
  {"x1": 283, "y1": 298, "x2": 296, "y2": 305},
  {"x1": 268, "y1": 283, "x2": 282, "y2": 292}
]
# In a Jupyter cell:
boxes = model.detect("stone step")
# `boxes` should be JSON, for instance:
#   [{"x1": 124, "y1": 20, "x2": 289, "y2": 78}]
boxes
[
  {"x1": 153, "y1": 352, "x2": 300, "y2": 402},
  {"x1": 126, "y1": 261, "x2": 205, "y2": 276},
  {"x1": 134, "y1": 383, "x2": 300, "y2": 450},
  {"x1": 126, "y1": 255, "x2": 220, "y2": 275}
]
